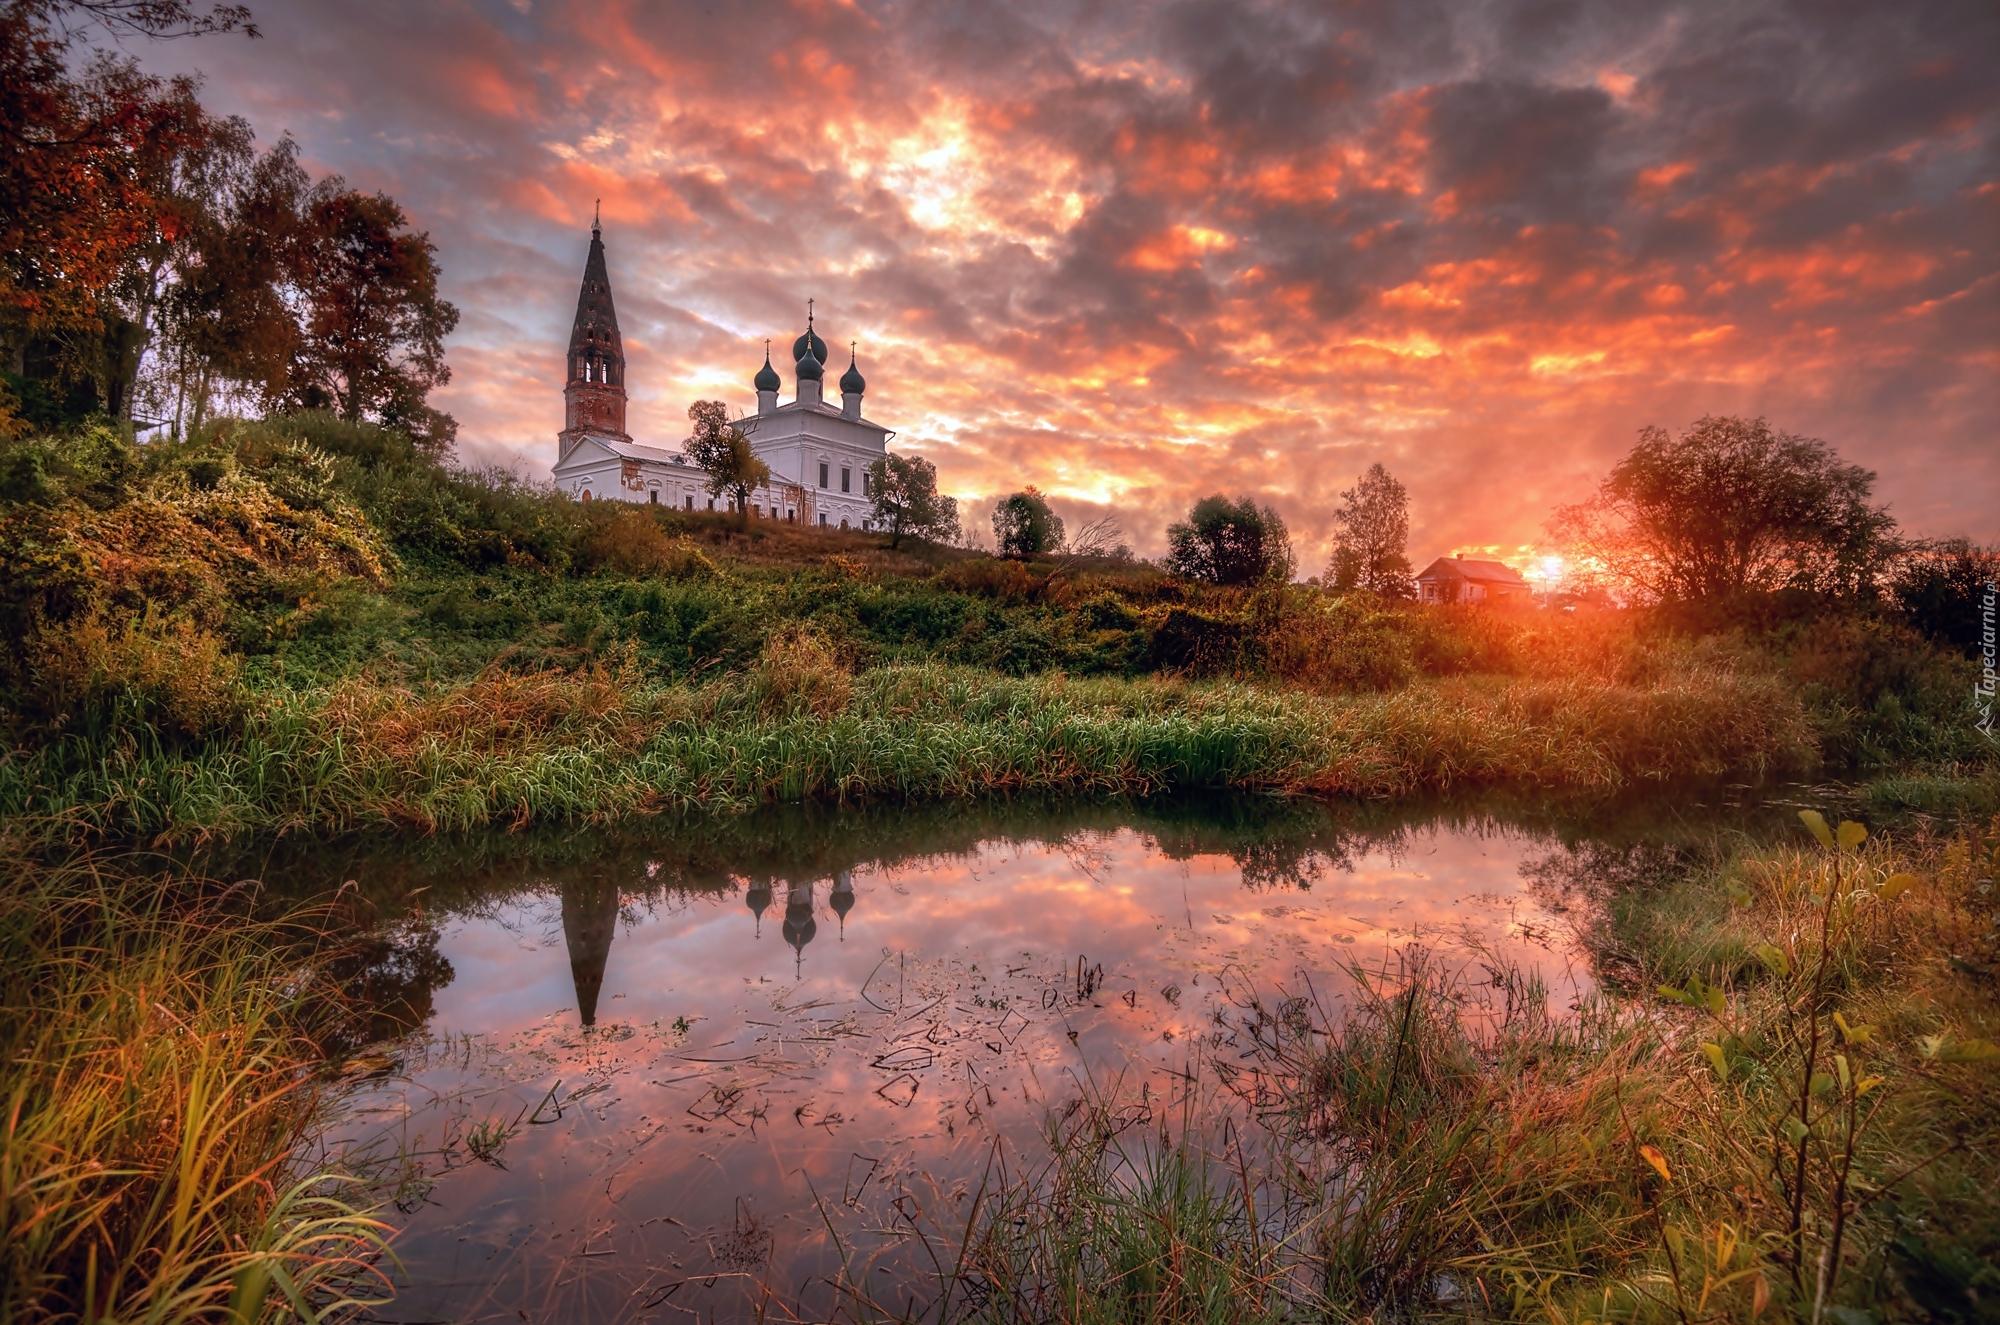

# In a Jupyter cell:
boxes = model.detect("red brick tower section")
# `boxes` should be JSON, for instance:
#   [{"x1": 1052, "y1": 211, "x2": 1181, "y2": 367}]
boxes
[{"x1": 557, "y1": 210, "x2": 629, "y2": 461}]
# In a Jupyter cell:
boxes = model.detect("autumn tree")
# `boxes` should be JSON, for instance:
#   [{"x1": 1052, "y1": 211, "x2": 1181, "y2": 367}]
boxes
[
  {"x1": 1327, "y1": 463, "x2": 1413, "y2": 597},
  {"x1": 152, "y1": 132, "x2": 306, "y2": 431},
  {"x1": 1551, "y1": 416, "x2": 1897, "y2": 603},
  {"x1": 684, "y1": 399, "x2": 768, "y2": 527},
  {"x1": 0, "y1": 0, "x2": 253, "y2": 428},
  {"x1": 286, "y1": 183, "x2": 459, "y2": 452},
  {"x1": 992, "y1": 487, "x2": 1062, "y2": 557},
  {"x1": 866, "y1": 453, "x2": 957, "y2": 548},
  {"x1": 1165, "y1": 494, "x2": 1293, "y2": 586}
]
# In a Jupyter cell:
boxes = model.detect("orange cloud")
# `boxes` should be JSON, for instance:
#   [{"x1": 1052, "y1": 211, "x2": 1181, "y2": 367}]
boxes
[{"x1": 137, "y1": 0, "x2": 1999, "y2": 559}]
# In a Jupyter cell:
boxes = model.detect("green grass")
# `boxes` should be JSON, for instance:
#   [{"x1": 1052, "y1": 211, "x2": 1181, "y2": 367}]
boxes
[
  {"x1": 939, "y1": 812, "x2": 2000, "y2": 1323},
  {"x1": 0, "y1": 650, "x2": 1818, "y2": 843},
  {"x1": 0, "y1": 851, "x2": 391, "y2": 1323},
  {"x1": 2, "y1": 412, "x2": 1990, "y2": 847}
]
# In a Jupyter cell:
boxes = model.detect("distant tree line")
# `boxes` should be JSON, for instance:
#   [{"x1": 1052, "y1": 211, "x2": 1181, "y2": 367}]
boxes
[
  {"x1": 976, "y1": 415, "x2": 1991, "y2": 657},
  {"x1": 1, "y1": 0, "x2": 459, "y2": 449}
]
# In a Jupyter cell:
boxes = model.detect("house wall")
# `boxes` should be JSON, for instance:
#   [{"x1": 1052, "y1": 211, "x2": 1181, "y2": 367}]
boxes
[{"x1": 553, "y1": 388, "x2": 893, "y2": 531}]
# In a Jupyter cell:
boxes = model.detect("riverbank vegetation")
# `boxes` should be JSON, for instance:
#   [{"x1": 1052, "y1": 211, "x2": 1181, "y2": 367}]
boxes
[
  {"x1": 945, "y1": 811, "x2": 2000, "y2": 1324},
  {"x1": 0, "y1": 413, "x2": 1989, "y2": 843},
  {"x1": 0, "y1": 851, "x2": 390, "y2": 1323}
]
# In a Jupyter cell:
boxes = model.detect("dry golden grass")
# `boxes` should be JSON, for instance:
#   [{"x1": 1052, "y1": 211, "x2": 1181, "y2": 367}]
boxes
[{"x1": 0, "y1": 853, "x2": 391, "y2": 1323}]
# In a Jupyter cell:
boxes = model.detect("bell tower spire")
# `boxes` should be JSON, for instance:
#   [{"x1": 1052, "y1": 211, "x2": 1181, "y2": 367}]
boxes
[{"x1": 558, "y1": 210, "x2": 629, "y2": 462}]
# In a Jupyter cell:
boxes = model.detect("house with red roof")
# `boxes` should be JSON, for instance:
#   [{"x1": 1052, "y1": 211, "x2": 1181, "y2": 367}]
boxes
[{"x1": 1415, "y1": 554, "x2": 1534, "y2": 605}]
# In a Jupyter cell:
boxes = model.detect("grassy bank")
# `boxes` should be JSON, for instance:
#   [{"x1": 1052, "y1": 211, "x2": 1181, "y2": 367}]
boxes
[
  {"x1": 2, "y1": 650, "x2": 1816, "y2": 842},
  {"x1": 0, "y1": 855, "x2": 389, "y2": 1323},
  {"x1": 0, "y1": 415, "x2": 1990, "y2": 841},
  {"x1": 941, "y1": 812, "x2": 2000, "y2": 1324}
]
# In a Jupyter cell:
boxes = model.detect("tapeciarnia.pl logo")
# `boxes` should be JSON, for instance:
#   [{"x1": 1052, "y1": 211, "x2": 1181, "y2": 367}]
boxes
[{"x1": 1978, "y1": 580, "x2": 1997, "y2": 745}]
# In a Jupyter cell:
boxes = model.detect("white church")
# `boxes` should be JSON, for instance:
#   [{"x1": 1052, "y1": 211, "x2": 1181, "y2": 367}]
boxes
[{"x1": 549, "y1": 218, "x2": 892, "y2": 530}]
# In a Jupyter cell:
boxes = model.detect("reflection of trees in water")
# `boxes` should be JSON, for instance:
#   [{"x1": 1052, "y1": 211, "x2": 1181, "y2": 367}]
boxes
[
  {"x1": 1516, "y1": 837, "x2": 1715, "y2": 990},
  {"x1": 216, "y1": 781, "x2": 1802, "y2": 1036},
  {"x1": 321, "y1": 919, "x2": 454, "y2": 1054}
]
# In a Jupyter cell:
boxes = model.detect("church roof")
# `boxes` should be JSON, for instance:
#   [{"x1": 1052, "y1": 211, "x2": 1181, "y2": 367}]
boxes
[
  {"x1": 567, "y1": 226, "x2": 623, "y2": 362},
  {"x1": 792, "y1": 326, "x2": 828, "y2": 365},
  {"x1": 552, "y1": 434, "x2": 688, "y2": 472}
]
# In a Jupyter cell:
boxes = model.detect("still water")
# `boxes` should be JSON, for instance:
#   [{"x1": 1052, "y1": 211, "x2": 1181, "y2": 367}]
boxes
[{"x1": 294, "y1": 792, "x2": 1780, "y2": 1322}]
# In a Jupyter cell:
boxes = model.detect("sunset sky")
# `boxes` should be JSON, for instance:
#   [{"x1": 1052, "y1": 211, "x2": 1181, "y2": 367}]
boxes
[{"x1": 133, "y1": 0, "x2": 1998, "y2": 563}]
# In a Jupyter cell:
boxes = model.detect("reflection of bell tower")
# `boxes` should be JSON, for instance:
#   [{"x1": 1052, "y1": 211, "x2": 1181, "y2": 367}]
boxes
[
  {"x1": 556, "y1": 203, "x2": 630, "y2": 465},
  {"x1": 745, "y1": 878, "x2": 773, "y2": 938},
  {"x1": 781, "y1": 880, "x2": 817, "y2": 976},
  {"x1": 830, "y1": 871, "x2": 854, "y2": 940},
  {"x1": 560, "y1": 877, "x2": 621, "y2": 1027}
]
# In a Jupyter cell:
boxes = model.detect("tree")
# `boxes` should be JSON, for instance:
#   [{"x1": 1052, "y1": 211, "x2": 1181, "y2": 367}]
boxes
[
  {"x1": 1888, "y1": 539, "x2": 2000, "y2": 655},
  {"x1": 992, "y1": 487, "x2": 1062, "y2": 558},
  {"x1": 1327, "y1": 462, "x2": 1413, "y2": 597},
  {"x1": 867, "y1": 453, "x2": 957, "y2": 548},
  {"x1": 286, "y1": 182, "x2": 459, "y2": 453},
  {"x1": 0, "y1": 0, "x2": 252, "y2": 427},
  {"x1": 152, "y1": 132, "x2": 306, "y2": 432},
  {"x1": 1165, "y1": 494, "x2": 1293, "y2": 585},
  {"x1": 1550, "y1": 416, "x2": 1897, "y2": 603},
  {"x1": 684, "y1": 399, "x2": 768, "y2": 528}
]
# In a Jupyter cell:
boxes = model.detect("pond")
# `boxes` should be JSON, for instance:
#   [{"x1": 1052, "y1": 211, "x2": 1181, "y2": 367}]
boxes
[{"x1": 280, "y1": 789, "x2": 1795, "y2": 1321}]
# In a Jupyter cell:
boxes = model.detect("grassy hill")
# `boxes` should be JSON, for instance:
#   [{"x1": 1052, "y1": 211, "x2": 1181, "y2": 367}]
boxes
[{"x1": 0, "y1": 414, "x2": 1986, "y2": 842}]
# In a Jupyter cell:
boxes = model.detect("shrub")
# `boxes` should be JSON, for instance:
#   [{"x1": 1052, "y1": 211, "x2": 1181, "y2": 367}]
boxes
[
  {"x1": 0, "y1": 424, "x2": 140, "y2": 510},
  {"x1": 1258, "y1": 591, "x2": 1415, "y2": 692},
  {"x1": 21, "y1": 609, "x2": 243, "y2": 740},
  {"x1": 577, "y1": 503, "x2": 716, "y2": 579},
  {"x1": 1146, "y1": 607, "x2": 1246, "y2": 677},
  {"x1": 932, "y1": 557, "x2": 1040, "y2": 600},
  {"x1": 746, "y1": 623, "x2": 851, "y2": 719}
]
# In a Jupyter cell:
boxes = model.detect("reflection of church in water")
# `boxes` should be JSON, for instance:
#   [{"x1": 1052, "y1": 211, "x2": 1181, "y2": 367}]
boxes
[{"x1": 557, "y1": 872, "x2": 856, "y2": 1026}]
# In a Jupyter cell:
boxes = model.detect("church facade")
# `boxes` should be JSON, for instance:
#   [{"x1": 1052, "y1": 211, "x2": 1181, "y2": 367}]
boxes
[{"x1": 549, "y1": 220, "x2": 893, "y2": 530}]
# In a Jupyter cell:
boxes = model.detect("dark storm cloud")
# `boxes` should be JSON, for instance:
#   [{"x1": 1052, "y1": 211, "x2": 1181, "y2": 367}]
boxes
[{"x1": 125, "y1": 0, "x2": 1998, "y2": 557}]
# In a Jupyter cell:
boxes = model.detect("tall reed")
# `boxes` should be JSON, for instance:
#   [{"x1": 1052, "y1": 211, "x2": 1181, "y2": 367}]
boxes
[{"x1": 0, "y1": 851, "x2": 389, "y2": 1323}]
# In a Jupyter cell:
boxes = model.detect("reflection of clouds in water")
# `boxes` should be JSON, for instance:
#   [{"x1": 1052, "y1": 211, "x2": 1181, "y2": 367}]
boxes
[{"x1": 329, "y1": 817, "x2": 1613, "y2": 1320}]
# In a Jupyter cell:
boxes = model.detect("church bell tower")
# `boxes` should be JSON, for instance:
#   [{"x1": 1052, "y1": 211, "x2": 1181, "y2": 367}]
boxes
[{"x1": 558, "y1": 205, "x2": 629, "y2": 462}]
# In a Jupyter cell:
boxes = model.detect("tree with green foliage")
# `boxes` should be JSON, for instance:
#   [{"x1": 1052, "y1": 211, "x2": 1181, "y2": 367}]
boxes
[
  {"x1": 992, "y1": 487, "x2": 1062, "y2": 558},
  {"x1": 867, "y1": 453, "x2": 957, "y2": 548},
  {"x1": 1552, "y1": 416, "x2": 1897, "y2": 603},
  {"x1": 684, "y1": 399, "x2": 768, "y2": 529},
  {"x1": 1889, "y1": 538, "x2": 2000, "y2": 656},
  {"x1": 1166, "y1": 494, "x2": 1293, "y2": 586},
  {"x1": 1328, "y1": 463, "x2": 1413, "y2": 598}
]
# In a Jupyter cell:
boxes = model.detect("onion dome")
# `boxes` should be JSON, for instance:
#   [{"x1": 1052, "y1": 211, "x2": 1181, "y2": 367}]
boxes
[
  {"x1": 753, "y1": 345, "x2": 781, "y2": 392},
  {"x1": 839, "y1": 346, "x2": 865, "y2": 395},
  {"x1": 792, "y1": 326, "x2": 829, "y2": 365},
  {"x1": 796, "y1": 342, "x2": 824, "y2": 381}
]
